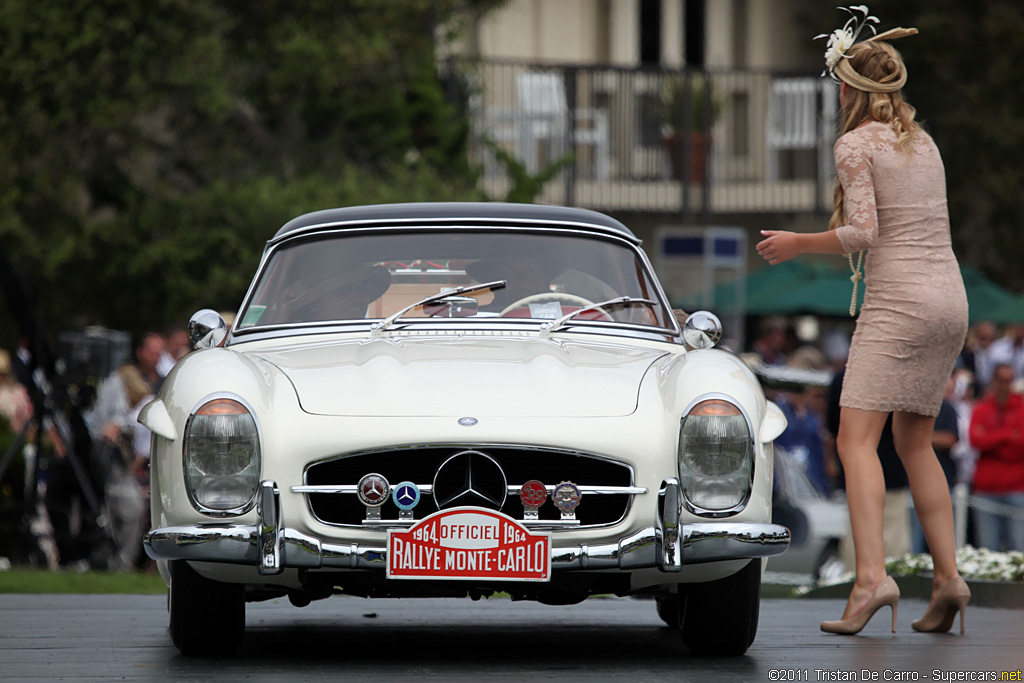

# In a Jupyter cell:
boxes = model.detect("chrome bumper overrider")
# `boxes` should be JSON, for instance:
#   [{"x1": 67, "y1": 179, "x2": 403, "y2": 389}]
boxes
[{"x1": 145, "y1": 480, "x2": 790, "y2": 576}]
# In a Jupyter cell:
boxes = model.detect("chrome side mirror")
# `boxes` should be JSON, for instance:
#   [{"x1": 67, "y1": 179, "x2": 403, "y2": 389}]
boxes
[
  {"x1": 188, "y1": 309, "x2": 227, "y2": 350},
  {"x1": 682, "y1": 310, "x2": 722, "y2": 350}
]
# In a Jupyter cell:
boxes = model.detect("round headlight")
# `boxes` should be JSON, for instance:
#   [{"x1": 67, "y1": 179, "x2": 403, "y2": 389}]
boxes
[
  {"x1": 184, "y1": 398, "x2": 260, "y2": 513},
  {"x1": 678, "y1": 398, "x2": 752, "y2": 514}
]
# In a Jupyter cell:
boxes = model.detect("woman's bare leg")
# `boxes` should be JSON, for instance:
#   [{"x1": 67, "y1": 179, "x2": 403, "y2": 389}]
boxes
[
  {"x1": 835, "y1": 406, "x2": 891, "y2": 618},
  {"x1": 892, "y1": 410, "x2": 960, "y2": 593}
]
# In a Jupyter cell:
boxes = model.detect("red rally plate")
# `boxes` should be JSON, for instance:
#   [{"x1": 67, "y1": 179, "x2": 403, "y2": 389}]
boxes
[{"x1": 387, "y1": 507, "x2": 551, "y2": 581}]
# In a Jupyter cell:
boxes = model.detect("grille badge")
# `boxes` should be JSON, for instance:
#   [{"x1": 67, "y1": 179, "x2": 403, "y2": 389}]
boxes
[
  {"x1": 357, "y1": 473, "x2": 390, "y2": 522},
  {"x1": 432, "y1": 450, "x2": 507, "y2": 511},
  {"x1": 553, "y1": 481, "x2": 582, "y2": 521},
  {"x1": 357, "y1": 473, "x2": 390, "y2": 507}
]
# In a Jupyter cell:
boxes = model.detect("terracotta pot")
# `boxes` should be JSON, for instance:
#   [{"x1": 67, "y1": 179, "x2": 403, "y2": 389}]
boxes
[{"x1": 663, "y1": 133, "x2": 709, "y2": 183}]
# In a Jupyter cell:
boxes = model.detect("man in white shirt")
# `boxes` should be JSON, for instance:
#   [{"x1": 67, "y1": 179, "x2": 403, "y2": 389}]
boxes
[{"x1": 987, "y1": 323, "x2": 1024, "y2": 380}]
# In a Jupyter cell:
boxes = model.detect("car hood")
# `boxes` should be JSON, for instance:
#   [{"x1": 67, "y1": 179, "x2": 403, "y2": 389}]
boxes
[{"x1": 252, "y1": 337, "x2": 669, "y2": 418}]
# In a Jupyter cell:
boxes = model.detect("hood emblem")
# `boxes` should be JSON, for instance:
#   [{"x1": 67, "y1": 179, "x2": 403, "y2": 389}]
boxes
[
  {"x1": 432, "y1": 450, "x2": 507, "y2": 511},
  {"x1": 458, "y1": 417, "x2": 478, "y2": 427}
]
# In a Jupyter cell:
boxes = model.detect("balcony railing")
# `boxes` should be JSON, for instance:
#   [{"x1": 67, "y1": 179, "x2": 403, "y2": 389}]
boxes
[{"x1": 448, "y1": 59, "x2": 838, "y2": 219}]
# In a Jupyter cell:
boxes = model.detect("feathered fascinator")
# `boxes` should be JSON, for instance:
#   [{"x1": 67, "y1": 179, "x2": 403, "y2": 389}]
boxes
[{"x1": 815, "y1": 5, "x2": 918, "y2": 86}]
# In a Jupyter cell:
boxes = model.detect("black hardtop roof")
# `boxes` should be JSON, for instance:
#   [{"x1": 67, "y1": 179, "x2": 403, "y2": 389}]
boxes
[{"x1": 271, "y1": 202, "x2": 639, "y2": 244}]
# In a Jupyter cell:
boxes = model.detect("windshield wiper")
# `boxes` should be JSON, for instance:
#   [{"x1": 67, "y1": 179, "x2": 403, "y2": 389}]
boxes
[
  {"x1": 538, "y1": 296, "x2": 658, "y2": 338},
  {"x1": 370, "y1": 280, "x2": 506, "y2": 337}
]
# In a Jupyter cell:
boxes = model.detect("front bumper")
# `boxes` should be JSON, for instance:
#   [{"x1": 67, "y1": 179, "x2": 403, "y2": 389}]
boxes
[{"x1": 145, "y1": 480, "x2": 790, "y2": 575}]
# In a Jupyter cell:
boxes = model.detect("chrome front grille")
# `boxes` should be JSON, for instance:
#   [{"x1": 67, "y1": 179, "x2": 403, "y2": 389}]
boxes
[{"x1": 300, "y1": 445, "x2": 637, "y2": 528}]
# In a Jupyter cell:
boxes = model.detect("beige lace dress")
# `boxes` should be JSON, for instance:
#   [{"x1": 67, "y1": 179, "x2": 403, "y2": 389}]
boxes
[{"x1": 834, "y1": 121, "x2": 968, "y2": 417}]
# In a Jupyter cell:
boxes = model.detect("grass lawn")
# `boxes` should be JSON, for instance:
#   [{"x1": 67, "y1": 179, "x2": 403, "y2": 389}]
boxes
[{"x1": 0, "y1": 567, "x2": 167, "y2": 594}]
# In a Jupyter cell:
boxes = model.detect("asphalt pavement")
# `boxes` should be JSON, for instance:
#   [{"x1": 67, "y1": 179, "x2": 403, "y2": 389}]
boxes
[{"x1": 0, "y1": 593, "x2": 1021, "y2": 682}]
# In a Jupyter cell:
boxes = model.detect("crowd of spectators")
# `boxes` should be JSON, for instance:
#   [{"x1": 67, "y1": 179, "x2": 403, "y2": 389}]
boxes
[
  {"x1": 0, "y1": 325, "x2": 191, "y2": 572},
  {"x1": 747, "y1": 317, "x2": 1024, "y2": 559}
]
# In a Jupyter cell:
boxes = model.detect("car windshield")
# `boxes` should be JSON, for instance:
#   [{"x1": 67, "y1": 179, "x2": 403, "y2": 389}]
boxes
[{"x1": 236, "y1": 230, "x2": 671, "y2": 329}]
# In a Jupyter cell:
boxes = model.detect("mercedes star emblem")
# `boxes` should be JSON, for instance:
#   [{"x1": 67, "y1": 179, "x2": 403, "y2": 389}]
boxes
[
  {"x1": 392, "y1": 481, "x2": 421, "y2": 511},
  {"x1": 432, "y1": 450, "x2": 507, "y2": 511},
  {"x1": 357, "y1": 473, "x2": 390, "y2": 507}
]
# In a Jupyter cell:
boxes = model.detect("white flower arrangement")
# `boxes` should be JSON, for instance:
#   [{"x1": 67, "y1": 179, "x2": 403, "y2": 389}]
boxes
[
  {"x1": 804, "y1": 546, "x2": 1024, "y2": 592},
  {"x1": 815, "y1": 5, "x2": 880, "y2": 80},
  {"x1": 895, "y1": 545, "x2": 1024, "y2": 583}
]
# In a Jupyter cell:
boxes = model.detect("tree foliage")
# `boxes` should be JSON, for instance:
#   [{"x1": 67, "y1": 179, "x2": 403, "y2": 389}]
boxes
[
  {"x1": 485, "y1": 140, "x2": 574, "y2": 204},
  {"x1": 0, "y1": 0, "x2": 503, "y2": 340}
]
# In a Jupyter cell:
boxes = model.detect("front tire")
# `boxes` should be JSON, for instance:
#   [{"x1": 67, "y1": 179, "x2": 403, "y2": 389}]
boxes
[
  {"x1": 169, "y1": 560, "x2": 245, "y2": 656},
  {"x1": 681, "y1": 559, "x2": 761, "y2": 656},
  {"x1": 655, "y1": 594, "x2": 683, "y2": 629}
]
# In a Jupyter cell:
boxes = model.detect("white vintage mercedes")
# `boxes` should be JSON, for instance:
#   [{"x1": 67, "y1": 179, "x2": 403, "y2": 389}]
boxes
[{"x1": 141, "y1": 202, "x2": 790, "y2": 656}]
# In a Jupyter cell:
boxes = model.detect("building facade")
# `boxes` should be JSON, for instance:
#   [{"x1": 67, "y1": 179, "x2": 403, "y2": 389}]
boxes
[{"x1": 444, "y1": 0, "x2": 837, "y2": 316}]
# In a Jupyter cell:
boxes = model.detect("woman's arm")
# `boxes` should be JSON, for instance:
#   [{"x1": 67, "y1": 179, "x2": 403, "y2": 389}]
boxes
[
  {"x1": 756, "y1": 229, "x2": 845, "y2": 265},
  {"x1": 756, "y1": 132, "x2": 879, "y2": 265},
  {"x1": 832, "y1": 133, "x2": 879, "y2": 252}
]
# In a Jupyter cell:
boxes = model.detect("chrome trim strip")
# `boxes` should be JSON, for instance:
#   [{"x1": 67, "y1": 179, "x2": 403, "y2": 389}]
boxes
[
  {"x1": 657, "y1": 479, "x2": 683, "y2": 572},
  {"x1": 359, "y1": 517, "x2": 582, "y2": 530},
  {"x1": 232, "y1": 324, "x2": 677, "y2": 346},
  {"x1": 145, "y1": 524, "x2": 262, "y2": 564},
  {"x1": 290, "y1": 484, "x2": 647, "y2": 495},
  {"x1": 257, "y1": 481, "x2": 283, "y2": 575},
  {"x1": 268, "y1": 220, "x2": 643, "y2": 248},
  {"x1": 293, "y1": 484, "x2": 432, "y2": 494},
  {"x1": 528, "y1": 484, "x2": 647, "y2": 495},
  {"x1": 680, "y1": 522, "x2": 792, "y2": 564},
  {"x1": 300, "y1": 444, "x2": 639, "y2": 483}
]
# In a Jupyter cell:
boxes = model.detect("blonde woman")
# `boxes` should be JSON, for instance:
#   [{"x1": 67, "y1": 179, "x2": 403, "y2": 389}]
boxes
[{"x1": 756, "y1": 9, "x2": 970, "y2": 635}]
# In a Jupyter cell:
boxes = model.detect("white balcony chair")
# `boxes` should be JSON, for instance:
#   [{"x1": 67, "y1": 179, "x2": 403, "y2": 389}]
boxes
[
  {"x1": 486, "y1": 70, "x2": 610, "y2": 180},
  {"x1": 765, "y1": 77, "x2": 837, "y2": 183}
]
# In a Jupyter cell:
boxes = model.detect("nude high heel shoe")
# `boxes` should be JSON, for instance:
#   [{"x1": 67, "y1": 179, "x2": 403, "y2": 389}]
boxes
[
  {"x1": 912, "y1": 575, "x2": 971, "y2": 634},
  {"x1": 821, "y1": 576, "x2": 900, "y2": 635}
]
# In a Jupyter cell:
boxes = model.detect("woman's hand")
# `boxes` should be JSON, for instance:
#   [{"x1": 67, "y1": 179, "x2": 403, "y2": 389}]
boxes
[{"x1": 757, "y1": 230, "x2": 803, "y2": 265}]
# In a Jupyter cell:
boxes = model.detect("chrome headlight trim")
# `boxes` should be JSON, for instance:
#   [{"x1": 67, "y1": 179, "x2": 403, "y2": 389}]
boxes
[
  {"x1": 677, "y1": 392, "x2": 755, "y2": 518},
  {"x1": 182, "y1": 392, "x2": 263, "y2": 517}
]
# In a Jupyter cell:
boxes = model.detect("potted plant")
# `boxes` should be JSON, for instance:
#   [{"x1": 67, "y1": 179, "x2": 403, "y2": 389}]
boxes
[{"x1": 659, "y1": 72, "x2": 722, "y2": 182}]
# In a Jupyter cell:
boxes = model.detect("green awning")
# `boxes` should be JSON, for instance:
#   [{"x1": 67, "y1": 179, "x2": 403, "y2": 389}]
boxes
[
  {"x1": 707, "y1": 261, "x2": 863, "y2": 317},
  {"x1": 703, "y1": 262, "x2": 1013, "y2": 322},
  {"x1": 981, "y1": 293, "x2": 1024, "y2": 325},
  {"x1": 959, "y1": 266, "x2": 1017, "y2": 323}
]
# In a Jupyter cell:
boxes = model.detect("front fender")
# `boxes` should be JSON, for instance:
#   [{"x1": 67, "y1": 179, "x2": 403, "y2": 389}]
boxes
[
  {"x1": 143, "y1": 347, "x2": 301, "y2": 531},
  {"x1": 644, "y1": 348, "x2": 783, "y2": 522}
]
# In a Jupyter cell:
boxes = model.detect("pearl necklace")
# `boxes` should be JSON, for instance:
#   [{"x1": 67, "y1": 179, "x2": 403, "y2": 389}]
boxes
[{"x1": 848, "y1": 251, "x2": 864, "y2": 316}]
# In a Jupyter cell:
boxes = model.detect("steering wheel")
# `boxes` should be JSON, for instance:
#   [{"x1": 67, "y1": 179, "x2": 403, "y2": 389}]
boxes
[{"x1": 499, "y1": 292, "x2": 612, "y2": 321}]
